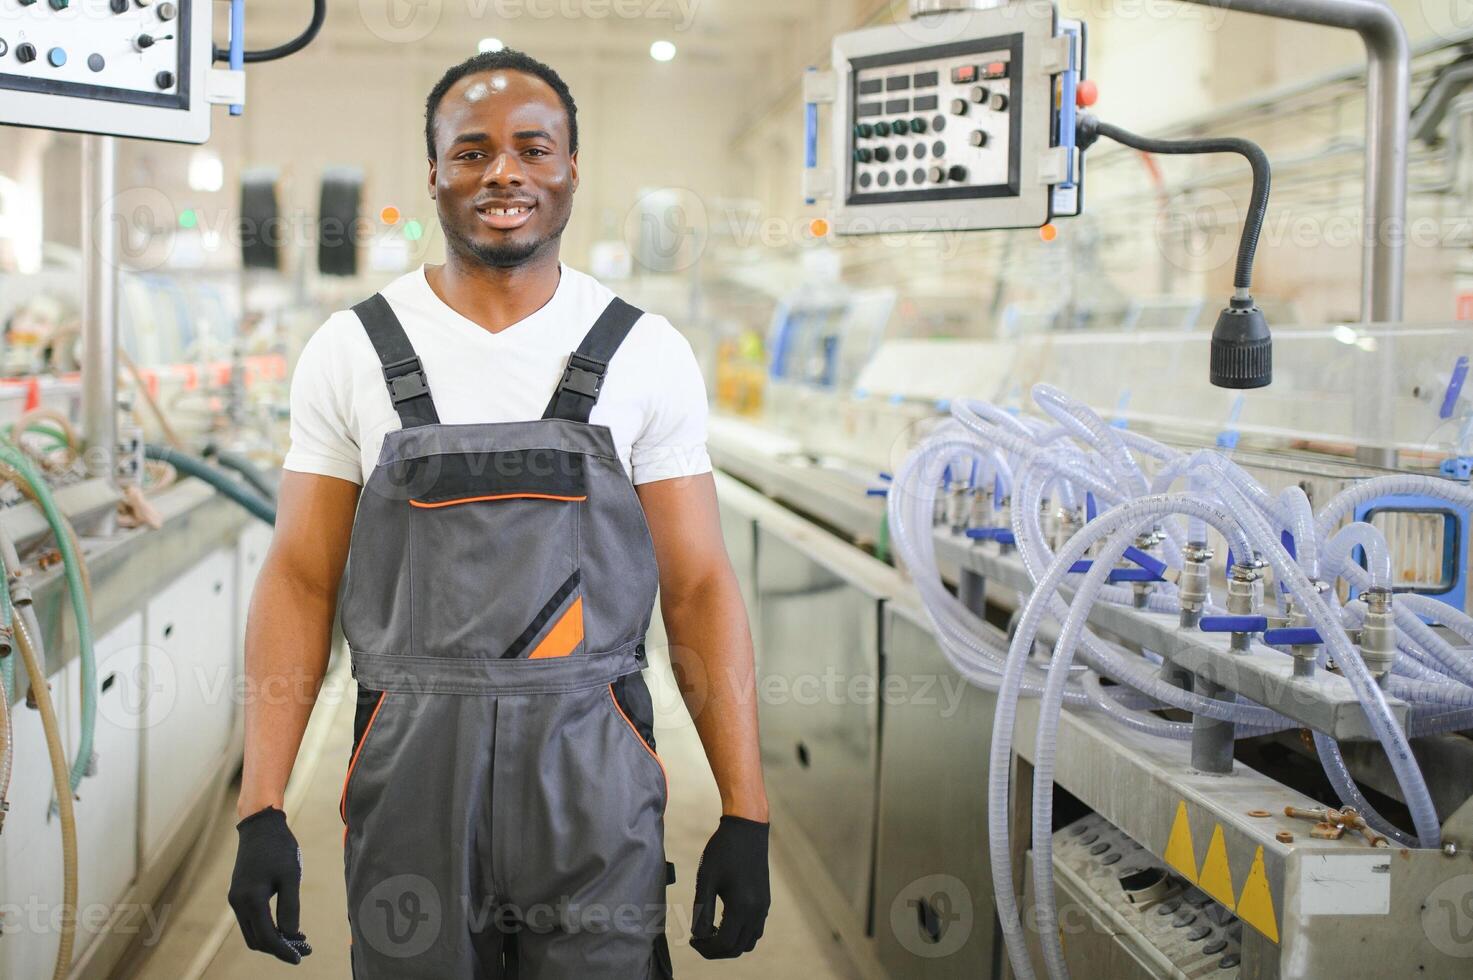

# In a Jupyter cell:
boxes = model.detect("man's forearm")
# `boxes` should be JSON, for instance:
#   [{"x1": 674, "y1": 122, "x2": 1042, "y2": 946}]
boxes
[
  {"x1": 663, "y1": 570, "x2": 768, "y2": 822},
  {"x1": 236, "y1": 564, "x2": 336, "y2": 818}
]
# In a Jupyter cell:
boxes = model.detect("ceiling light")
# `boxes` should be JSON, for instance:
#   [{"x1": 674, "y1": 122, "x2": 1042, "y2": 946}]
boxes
[{"x1": 650, "y1": 40, "x2": 676, "y2": 62}]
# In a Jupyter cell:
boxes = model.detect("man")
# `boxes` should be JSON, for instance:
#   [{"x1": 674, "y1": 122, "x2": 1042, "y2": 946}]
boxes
[{"x1": 227, "y1": 49, "x2": 771, "y2": 978}]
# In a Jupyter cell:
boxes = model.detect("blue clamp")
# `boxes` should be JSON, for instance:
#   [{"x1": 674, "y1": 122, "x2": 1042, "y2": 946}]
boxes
[
  {"x1": 1263, "y1": 627, "x2": 1323, "y2": 646},
  {"x1": 1199, "y1": 615, "x2": 1268, "y2": 633},
  {"x1": 1440, "y1": 355, "x2": 1468, "y2": 420},
  {"x1": 1440, "y1": 457, "x2": 1473, "y2": 481},
  {"x1": 966, "y1": 527, "x2": 1017, "y2": 545},
  {"x1": 1068, "y1": 546, "x2": 1167, "y2": 582},
  {"x1": 865, "y1": 488, "x2": 889, "y2": 498}
]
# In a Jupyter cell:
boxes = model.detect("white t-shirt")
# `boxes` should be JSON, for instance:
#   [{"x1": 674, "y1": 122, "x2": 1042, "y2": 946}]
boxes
[{"x1": 282, "y1": 263, "x2": 712, "y2": 487}]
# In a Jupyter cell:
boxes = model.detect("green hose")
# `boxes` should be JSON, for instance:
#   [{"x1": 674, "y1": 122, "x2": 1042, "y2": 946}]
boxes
[
  {"x1": 203, "y1": 444, "x2": 278, "y2": 503},
  {"x1": 144, "y1": 444, "x2": 276, "y2": 526},
  {"x1": 0, "y1": 439, "x2": 96, "y2": 792}
]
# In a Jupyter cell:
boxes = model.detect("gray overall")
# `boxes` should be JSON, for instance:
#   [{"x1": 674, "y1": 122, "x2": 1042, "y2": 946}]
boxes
[{"x1": 336, "y1": 292, "x2": 676, "y2": 979}]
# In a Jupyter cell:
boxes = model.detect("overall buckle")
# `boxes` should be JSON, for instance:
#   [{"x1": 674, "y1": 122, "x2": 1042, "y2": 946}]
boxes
[
  {"x1": 559, "y1": 354, "x2": 606, "y2": 400},
  {"x1": 383, "y1": 356, "x2": 430, "y2": 404}
]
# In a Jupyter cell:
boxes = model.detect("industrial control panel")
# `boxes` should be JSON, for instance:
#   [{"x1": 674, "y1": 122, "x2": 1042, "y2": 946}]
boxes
[
  {"x1": 0, "y1": 0, "x2": 213, "y2": 142},
  {"x1": 806, "y1": 4, "x2": 1084, "y2": 234}
]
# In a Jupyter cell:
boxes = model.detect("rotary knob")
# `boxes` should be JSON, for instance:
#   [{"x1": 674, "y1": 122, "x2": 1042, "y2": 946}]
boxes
[{"x1": 16, "y1": 43, "x2": 38, "y2": 64}]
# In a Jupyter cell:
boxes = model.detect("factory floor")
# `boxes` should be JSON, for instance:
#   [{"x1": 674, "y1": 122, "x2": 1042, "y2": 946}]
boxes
[{"x1": 122, "y1": 635, "x2": 862, "y2": 980}]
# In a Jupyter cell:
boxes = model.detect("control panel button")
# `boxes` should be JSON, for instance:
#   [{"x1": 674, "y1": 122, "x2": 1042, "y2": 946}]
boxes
[
  {"x1": 858, "y1": 172, "x2": 872, "y2": 188},
  {"x1": 969, "y1": 85, "x2": 989, "y2": 103},
  {"x1": 157, "y1": 1, "x2": 177, "y2": 19},
  {"x1": 155, "y1": 70, "x2": 174, "y2": 89},
  {"x1": 990, "y1": 92, "x2": 1009, "y2": 112},
  {"x1": 949, "y1": 98, "x2": 968, "y2": 115},
  {"x1": 88, "y1": 53, "x2": 105, "y2": 72},
  {"x1": 931, "y1": 115, "x2": 945, "y2": 132},
  {"x1": 950, "y1": 64, "x2": 977, "y2": 84},
  {"x1": 946, "y1": 164, "x2": 967, "y2": 183},
  {"x1": 874, "y1": 121, "x2": 891, "y2": 137},
  {"x1": 895, "y1": 170, "x2": 907, "y2": 186},
  {"x1": 0, "y1": 39, "x2": 7, "y2": 58},
  {"x1": 110, "y1": 0, "x2": 129, "y2": 12},
  {"x1": 932, "y1": 140, "x2": 946, "y2": 157},
  {"x1": 16, "y1": 43, "x2": 38, "y2": 64},
  {"x1": 890, "y1": 118, "x2": 909, "y2": 134},
  {"x1": 912, "y1": 167, "x2": 925, "y2": 184},
  {"x1": 913, "y1": 142, "x2": 926, "y2": 159},
  {"x1": 909, "y1": 116, "x2": 926, "y2": 134},
  {"x1": 873, "y1": 146, "x2": 891, "y2": 163},
  {"x1": 854, "y1": 148, "x2": 873, "y2": 164},
  {"x1": 47, "y1": 47, "x2": 67, "y2": 68},
  {"x1": 877, "y1": 171, "x2": 890, "y2": 187},
  {"x1": 854, "y1": 123, "x2": 873, "y2": 139},
  {"x1": 48, "y1": 0, "x2": 69, "y2": 9},
  {"x1": 982, "y1": 61, "x2": 1008, "y2": 79},
  {"x1": 927, "y1": 165, "x2": 946, "y2": 184},
  {"x1": 969, "y1": 130, "x2": 989, "y2": 147},
  {"x1": 136, "y1": 34, "x2": 157, "y2": 50},
  {"x1": 894, "y1": 144, "x2": 908, "y2": 161}
]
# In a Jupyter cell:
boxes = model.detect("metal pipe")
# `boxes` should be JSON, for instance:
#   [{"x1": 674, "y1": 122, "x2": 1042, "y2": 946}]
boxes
[
  {"x1": 80, "y1": 135, "x2": 119, "y2": 520},
  {"x1": 1178, "y1": 1, "x2": 1409, "y2": 323}
]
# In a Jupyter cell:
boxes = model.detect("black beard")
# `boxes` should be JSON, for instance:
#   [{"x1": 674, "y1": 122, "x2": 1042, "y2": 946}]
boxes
[{"x1": 443, "y1": 205, "x2": 570, "y2": 270}]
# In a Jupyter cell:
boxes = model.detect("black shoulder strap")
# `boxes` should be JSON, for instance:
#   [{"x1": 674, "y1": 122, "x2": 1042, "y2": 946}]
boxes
[
  {"x1": 542, "y1": 297, "x2": 644, "y2": 423},
  {"x1": 351, "y1": 293, "x2": 441, "y2": 428}
]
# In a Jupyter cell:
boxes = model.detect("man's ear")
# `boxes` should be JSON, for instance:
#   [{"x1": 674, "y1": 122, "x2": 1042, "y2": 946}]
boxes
[
  {"x1": 569, "y1": 150, "x2": 578, "y2": 194},
  {"x1": 428, "y1": 158, "x2": 437, "y2": 199}
]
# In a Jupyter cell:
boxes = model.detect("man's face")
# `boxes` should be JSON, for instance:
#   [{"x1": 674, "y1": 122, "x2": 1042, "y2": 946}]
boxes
[{"x1": 429, "y1": 70, "x2": 577, "y2": 268}]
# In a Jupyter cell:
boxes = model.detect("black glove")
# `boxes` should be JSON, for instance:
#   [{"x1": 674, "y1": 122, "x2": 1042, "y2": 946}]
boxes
[
  {"x1": 690, "y1": 816, "x2": 770, "y2": 959},
  {"x1": 228, "y1": 806, "x2": 313, "y2": 965}
]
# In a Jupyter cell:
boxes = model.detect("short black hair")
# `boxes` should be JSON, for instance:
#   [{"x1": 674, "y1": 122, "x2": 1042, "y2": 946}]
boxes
[{"x1": 424, "y1": 49, "x2": 578, "y2": 161}]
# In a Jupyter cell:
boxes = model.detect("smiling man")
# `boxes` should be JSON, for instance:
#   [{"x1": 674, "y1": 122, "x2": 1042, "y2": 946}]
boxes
[{"x1": 227, "y1": 49, "x2": 771, "y2": 978}]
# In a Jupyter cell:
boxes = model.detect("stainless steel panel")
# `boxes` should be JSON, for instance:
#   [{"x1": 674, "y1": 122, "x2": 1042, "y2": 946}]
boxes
[
  {"x1": 874, "y1": 604, "x2": 1001, "y2": 979},
  {"x1": 756, "y1": 525, "x2": 882, "y2": 933}
]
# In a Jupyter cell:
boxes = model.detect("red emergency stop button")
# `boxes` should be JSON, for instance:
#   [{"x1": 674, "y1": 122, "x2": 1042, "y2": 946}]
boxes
[{"x1": 1076, "y1": 79, "x2": 1098, "y2": 108}]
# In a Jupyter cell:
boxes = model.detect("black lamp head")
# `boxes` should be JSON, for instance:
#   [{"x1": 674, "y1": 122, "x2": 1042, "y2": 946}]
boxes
[{"x1": 1210, "y1": 295, "x2": 1272, "y2": 389}]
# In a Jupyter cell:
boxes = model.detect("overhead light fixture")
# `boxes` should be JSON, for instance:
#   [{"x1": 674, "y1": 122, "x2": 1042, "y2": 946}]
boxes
[
  {"x1": 478, "y1": 37, "x2": 504, "y2": 53},
  {"x1": 650, "y1": 40, "x2": 676, "y2": 62}
]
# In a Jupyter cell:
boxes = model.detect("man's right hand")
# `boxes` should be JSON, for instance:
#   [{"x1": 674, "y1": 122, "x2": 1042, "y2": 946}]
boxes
[{"x1": 228, "y1": 806, "x2": 313, "y2": 965}]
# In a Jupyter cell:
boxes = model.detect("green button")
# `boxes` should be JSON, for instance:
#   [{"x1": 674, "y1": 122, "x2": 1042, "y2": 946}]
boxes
[
  {"x1": 910, "y1": 117, "x2": 927, "y2": 134},
  {"x1": 854, "y1": 123, "x2": 873, "y2": 139},
  {"x1": 874, "y1": 121, "x2": 890, "y2": 137}
]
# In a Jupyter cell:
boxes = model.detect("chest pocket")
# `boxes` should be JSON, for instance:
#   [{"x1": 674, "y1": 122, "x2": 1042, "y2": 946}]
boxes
[{"x1": 404, "y1": 447, "x2": 587, "y2": 660}]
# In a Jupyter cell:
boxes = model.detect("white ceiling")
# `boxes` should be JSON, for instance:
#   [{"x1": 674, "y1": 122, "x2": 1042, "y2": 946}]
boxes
[{"x1": 236, "y1": 0, "x2": 819, "y2": 65}]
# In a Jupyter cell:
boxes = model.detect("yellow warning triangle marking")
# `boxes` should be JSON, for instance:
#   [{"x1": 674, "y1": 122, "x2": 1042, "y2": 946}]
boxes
[
  {"x1": 1164, "y1": 801, "x2": 1198, "y2": 883},
  {"x1": 1199, "y1": 825, "x2": 1236, "y2": 910},
  {"x1": 1236, "y1": 846, "x2": 1279, "y2": 944}
]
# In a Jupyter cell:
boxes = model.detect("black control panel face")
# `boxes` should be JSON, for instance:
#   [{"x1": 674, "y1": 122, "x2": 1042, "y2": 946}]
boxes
[{"x1": 847, "y1": 35, "x2": 1022, "y2": 207}]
